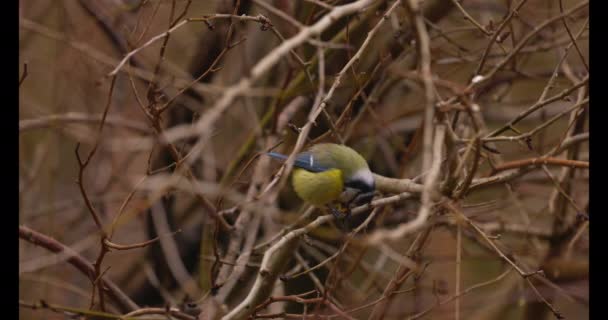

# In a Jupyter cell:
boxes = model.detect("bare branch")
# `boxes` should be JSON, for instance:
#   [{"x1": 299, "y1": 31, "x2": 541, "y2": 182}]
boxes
[{"x1": 19, "y1": 226, "x2": 138, "y2": 312}]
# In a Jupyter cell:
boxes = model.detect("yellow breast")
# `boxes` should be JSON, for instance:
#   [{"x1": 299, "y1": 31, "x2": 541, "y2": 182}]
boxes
[{"x1": 291, "y1": 168, "x2": 344, "y2": 206}]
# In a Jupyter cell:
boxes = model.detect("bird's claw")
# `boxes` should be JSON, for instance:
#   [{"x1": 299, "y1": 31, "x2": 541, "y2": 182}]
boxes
[
  {"x1": 329, "y1": 205, "x2": 350, "y2": 220},
  {"x1": 328, "y1": 205, "x2": 352, "y2": 230}
]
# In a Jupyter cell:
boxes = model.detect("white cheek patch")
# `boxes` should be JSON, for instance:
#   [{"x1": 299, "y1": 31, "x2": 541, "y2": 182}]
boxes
[{"x1": 352, "y1": 169, "x2": 375, "y2": 187}]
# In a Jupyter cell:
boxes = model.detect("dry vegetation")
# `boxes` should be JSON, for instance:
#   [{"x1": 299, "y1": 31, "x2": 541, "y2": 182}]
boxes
[{"x1": 19, "y1": 0, "x2": 588, "y2": 319}]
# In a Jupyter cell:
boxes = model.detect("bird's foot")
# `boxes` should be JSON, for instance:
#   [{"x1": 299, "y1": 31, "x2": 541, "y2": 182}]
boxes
[{"x1": 328, "y1": 204, "x2": 351, "y2": 230}]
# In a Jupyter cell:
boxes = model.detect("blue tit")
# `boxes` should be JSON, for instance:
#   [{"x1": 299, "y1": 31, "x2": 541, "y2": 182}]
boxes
[{"x1": 268, "y1": 143, "x2": 375, "y2": 208}]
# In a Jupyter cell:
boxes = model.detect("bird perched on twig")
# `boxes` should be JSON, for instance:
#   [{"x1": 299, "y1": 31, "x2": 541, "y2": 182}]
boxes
[{"x1": 268, "y1": 143, "x2": 376, "y2": 218}]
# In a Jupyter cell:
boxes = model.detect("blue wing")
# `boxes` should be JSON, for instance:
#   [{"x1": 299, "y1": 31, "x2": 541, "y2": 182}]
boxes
[{"x1": 267, "y1": 152, "x2": 329, "y2": 172}]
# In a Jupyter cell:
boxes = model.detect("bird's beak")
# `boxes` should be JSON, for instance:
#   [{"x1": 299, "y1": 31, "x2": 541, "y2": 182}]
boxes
[{"x1": 352, "y1": 191, "x2": 375, "y2": 206}]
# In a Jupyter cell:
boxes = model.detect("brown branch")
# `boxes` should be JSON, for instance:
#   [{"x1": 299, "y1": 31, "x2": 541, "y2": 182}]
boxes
[
  {"x1": 373, "y1": 174, "x2": 424, "y2": 194},
  {"x1": 471, "y1": 0, "x2": 588, "y2": 88},
  {"x1": 19, "y1": 226, "x2": 138, "y2": 312},
  {"x1": 448, "y1": 0, "x2": 491, "y2": 36},
  {"x1": 490, "y1": 157, "x2": 588, "y2": 174},
  {"x1": 223, "y1": 215, "x2": 334, "y2": 320},
  {"x1": 474, "y1": 0, "x2": 529, "y2": 75},
  {"x1": 483, "y1": 97, "x2": 588, "y2": 142},
  {"x1": 285, "y1": 208, "x2": 381, "y2": 281},
  {"x1": 366, "y1": 125, "x2": 446, "y2": 244},
  {"x1": 487, "y1": 75, "x2": 588, "y2": 137},
  {"x1": 20, "y1": 300, "x2": 134, "y2": 320},
  {"x1": 559, "y1": 0, "x2": 589, "y2": 72},
  {"x1": 409, "y1": 269, "x2": 512, "y2": 319},
  {"x1": 127, "y1": 58, "x2": 232, "y2": 232},
  {"x1": 150, "y1": 202, "x2": 200, "y2": 297},
  {"x1": 252, "y1": 0, "x2": 303, "y2": 29},
  {"x1": 369, "y1": 228, "x2": 432, "y2": 320},
  {"x1": 123, "y1": 307, "x2": 197, "y2": 320},
  {"x1": 103, "y1": 229, "x2": 181, "y2": 251},
  {"x1": 71, "y1": 75, "x2": 120, "y2": 311},
  {"x1": 20, "y1": 113, "x2": 150, "y2": 134},
  {"x1": 133, "y1": 0, "x2": 377, "y2": 155},
  {"x1": 253, "y1": 294, "x2": 354, "y2": 320},
  {"x1": 109, "y1": 13, "x2": 265, "y2": 77},
  {"x1": 74, "y1": 75, "x2": 117, "y2": 234},
  {"x1": 454, "y1": 136, "x2": 481, "y2": 198},
  {"x1": 449, "y1": 204, "x2": 565, "y2": 317},
  {"x1": 447, "y1": 203, "x2": 534, "y2": 276}
]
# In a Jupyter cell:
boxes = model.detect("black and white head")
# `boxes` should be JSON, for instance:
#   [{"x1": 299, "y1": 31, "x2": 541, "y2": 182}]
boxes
[{"x1": 343, "y1": 168, "x2": 376, "y2": 206}]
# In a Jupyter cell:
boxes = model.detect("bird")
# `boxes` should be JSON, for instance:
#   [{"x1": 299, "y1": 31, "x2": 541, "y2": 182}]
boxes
[{"x1": 267, "y1": 143, "x2": 375, "y2": 217}]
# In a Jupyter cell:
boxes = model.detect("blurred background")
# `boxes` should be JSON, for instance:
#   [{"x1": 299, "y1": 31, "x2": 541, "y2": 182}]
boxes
[{"x1": 19, "y1": 0, "x2": 588, "y2": 319}]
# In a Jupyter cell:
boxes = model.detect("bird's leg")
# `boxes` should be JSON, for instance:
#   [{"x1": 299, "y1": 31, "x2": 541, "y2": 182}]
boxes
[
  {"x1": 326, "y1": 204, "x2": 348, "y2": 220},
  {"x1": 339, "y1": 189, "x2": 361, "y2": 217},
  {"x1": 343, "y1": 192, "x2": 376, "y2": 230},
  {"x1": 327, "y1": 203, "x2": 350, "y2": 230},
  {"x1": 341, "y1": 202, "x2": 352, "y2": 220}
]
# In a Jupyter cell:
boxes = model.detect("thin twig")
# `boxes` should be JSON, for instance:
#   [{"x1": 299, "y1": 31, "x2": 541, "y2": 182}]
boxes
[
  {"x1": 130, "y1": 0, "x2": 377, "y2": 155},
  {"x1": 366, "y1": 125, "x2": 445, "y2": 244},
  {"x1": 18, "y1": 226, "x2": 138, "y2": 312},
  {"x1": 20, "y1": 113, "x2": 150, "y2": 134},
  {"x1": 408, "y1": 269, "x2": 512, "y2": 319},
  {"x1": 558, "y1": 0, "x2": 589, "y2": 72},
  {"x1": 471, "y1": 1, "x2": 588, "y2": 88},
  {"x1": 490, "y1": 157, "x2": 588, "y2": 174},
  {"x1": 484, "y1": 97, "x2": 588, "y2": 142},
  {"x1": 449, "y1": 0, "x2": 491, "y2": 36},
  {"x1": 455, "y1": 223, "x2": 462, "y2": 320}
]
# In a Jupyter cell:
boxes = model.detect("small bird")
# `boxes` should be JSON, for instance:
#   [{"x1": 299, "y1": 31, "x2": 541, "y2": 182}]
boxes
[{"x1": 268, "y1": 143, "x2": 375, "y2": 216}]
